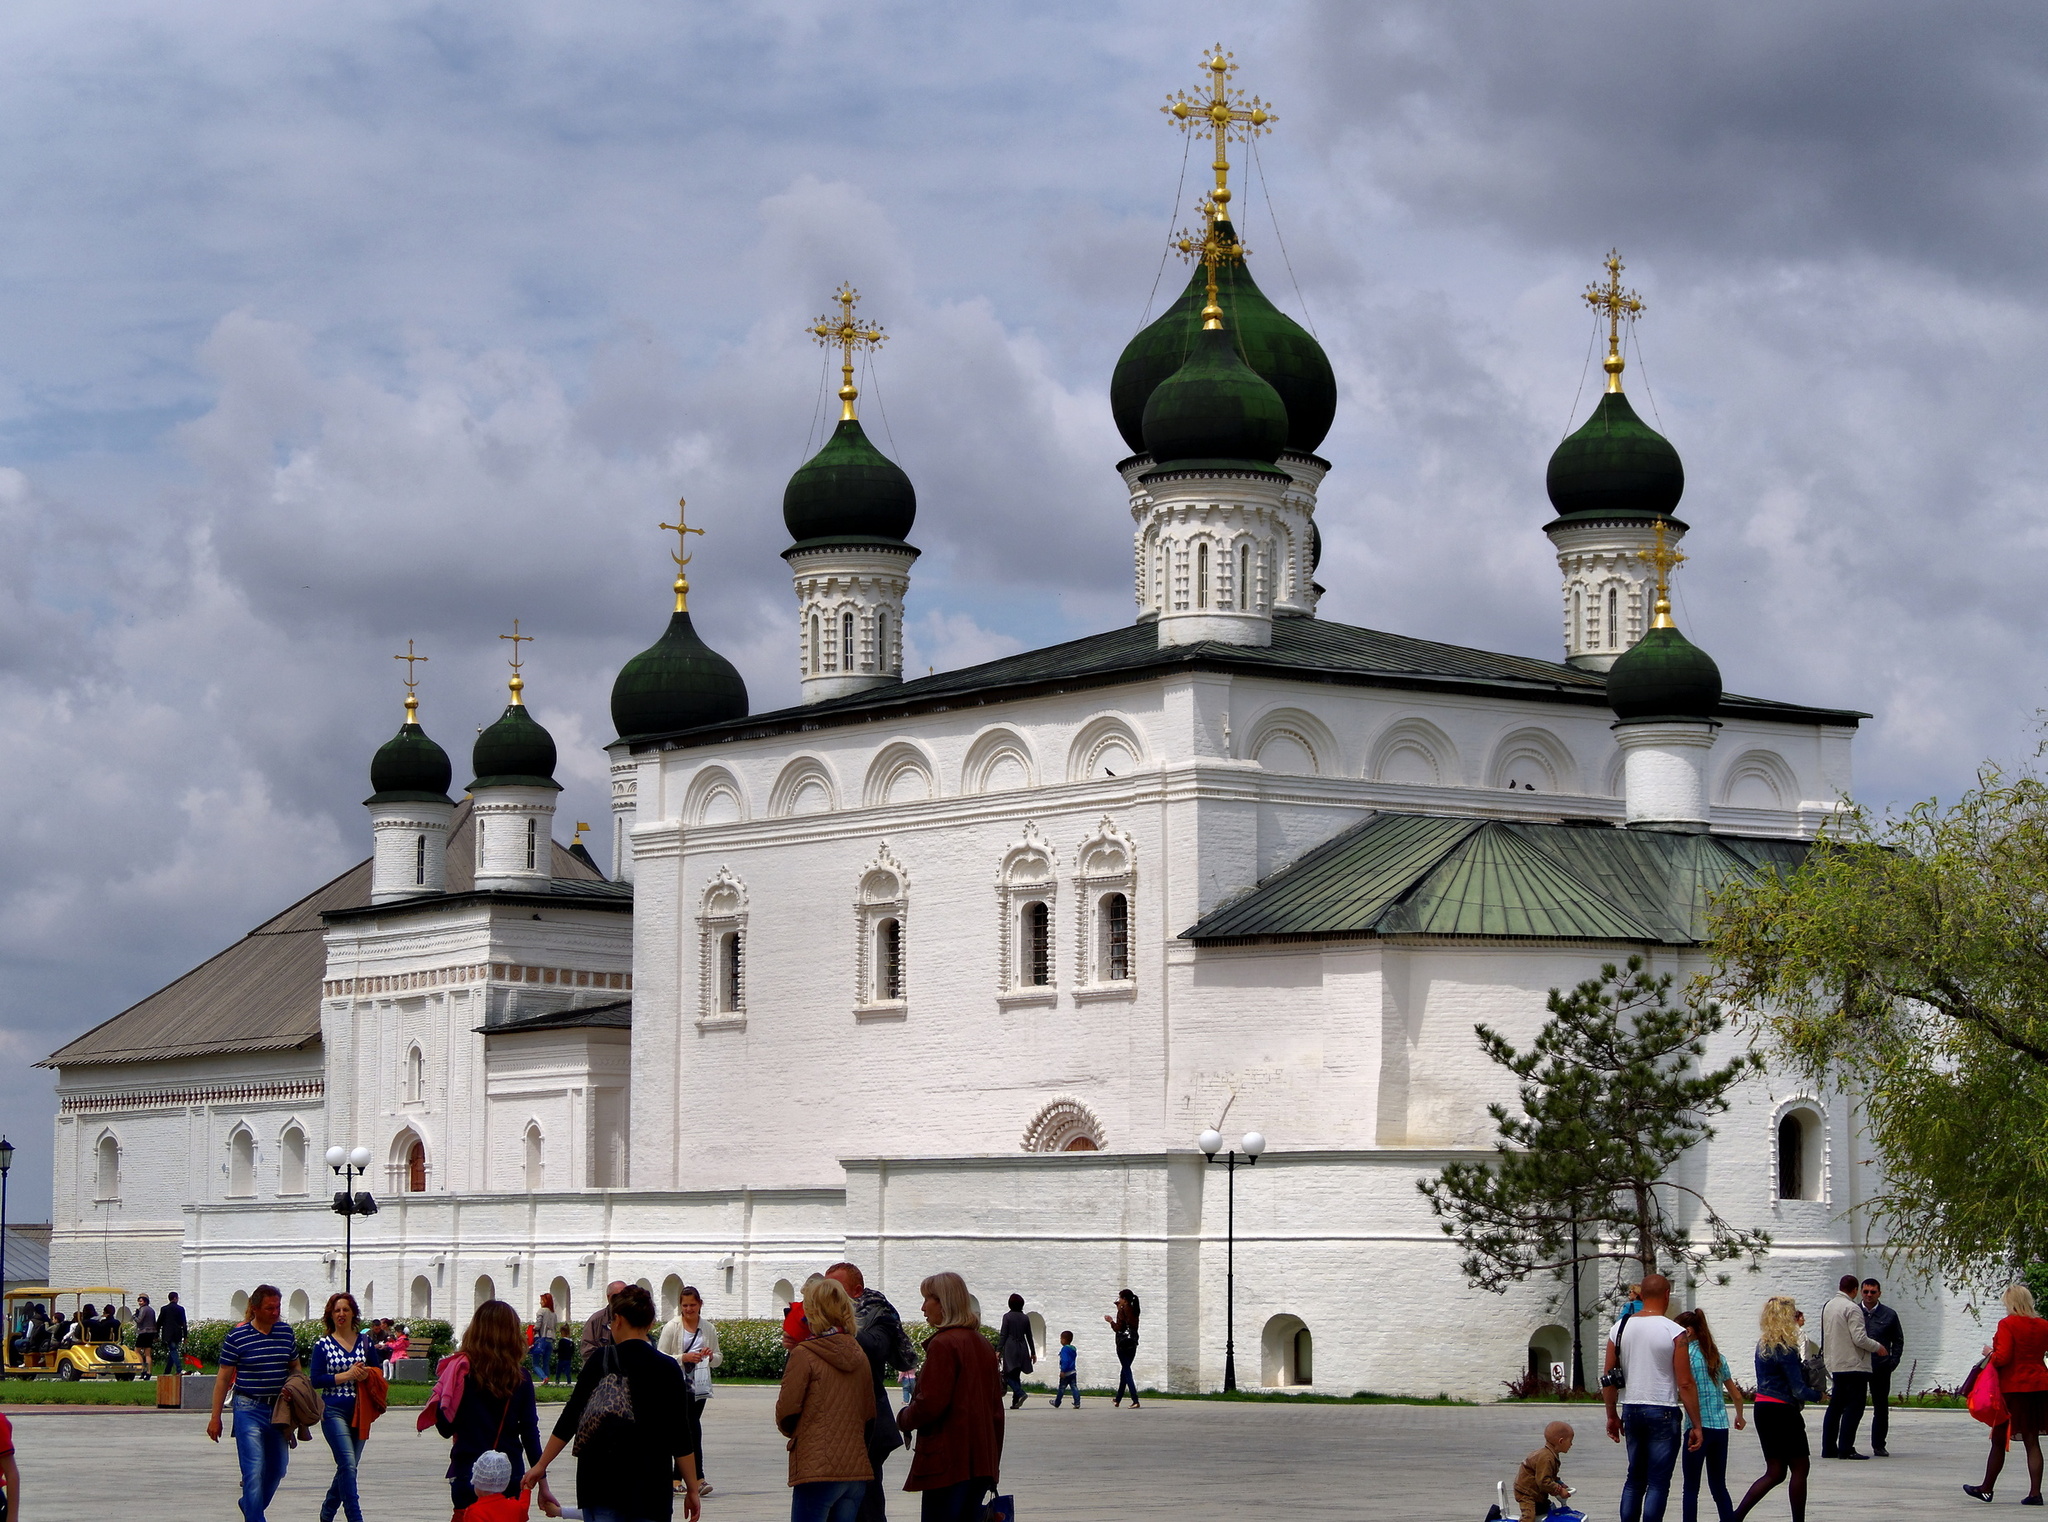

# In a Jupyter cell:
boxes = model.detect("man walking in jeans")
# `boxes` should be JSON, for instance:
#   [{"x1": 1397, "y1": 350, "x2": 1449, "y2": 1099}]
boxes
[
  {"x1": 205, "y1": 1284, "x2": 301, "y2": 1522},
  {"x1": 1860, "y1": 1278, "x2": 1904, "y2": 1457},
  {"x1": 1820, "y1": 1273, "x2": 1887, "y2": 1458},
  {"x1": 1601, "y1": 1273, "x2": 1703, "y2": 1522},
  {"x1": 158, "y1": 1291, "x2": 188, "y2": 1375}
]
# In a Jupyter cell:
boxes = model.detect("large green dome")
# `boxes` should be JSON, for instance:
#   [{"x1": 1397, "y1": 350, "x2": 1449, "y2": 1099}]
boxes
[
  {"x1": 366, "y1": 717, "x2": 453, "y2": 805},
  {"x1": 1141, "y1": 325, "x2": 1290, "y2": 470},
  {"x1": 469, "y1": 701, "x2": 561, "y2": 791},
  {"x1": 1112, "y1": 221, "x2": 1335, "y2": 457},
  {"x1": 1546, "y1": 391, "x2": 1685, "y2": 523},
  {"x1": 1607, "y1": 624, "x2": 1722, "y2": 723},
  {"x1": 784, "y1": 418, "x2": 916, "y2": 545},
  {"x1": 611, "y1": 610, "x2": 749, "y2": 742}
]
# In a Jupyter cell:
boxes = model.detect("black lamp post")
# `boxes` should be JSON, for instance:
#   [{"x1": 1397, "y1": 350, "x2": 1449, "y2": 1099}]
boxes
[
  {"x1": 0, "y1": 1137, "x2": 14, "y2": 1311},
  {"x1": 1198, "y1": 1127, "x2": 1266, "y2": 1393},
  {"x1": 1569, "y1": 1207, "x2": 1586, "y2": 1393},
  {"x1": 325, "y1": 1147, "x2": 379, "y2": 1292}
]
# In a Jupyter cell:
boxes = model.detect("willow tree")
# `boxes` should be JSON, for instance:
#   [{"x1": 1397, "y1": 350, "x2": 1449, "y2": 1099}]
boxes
[
  {"x1": 1711, "y1": 769, "x2": 2048, "y2": 1287},
  {"x1": 1420, "y1": 958, "x2": 1769, "y2": 1296}
]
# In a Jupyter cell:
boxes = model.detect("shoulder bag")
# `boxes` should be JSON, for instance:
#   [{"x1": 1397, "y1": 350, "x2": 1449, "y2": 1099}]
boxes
[{"x1": 573, "y1": 1345, "x2": 637, "y2": 1456}]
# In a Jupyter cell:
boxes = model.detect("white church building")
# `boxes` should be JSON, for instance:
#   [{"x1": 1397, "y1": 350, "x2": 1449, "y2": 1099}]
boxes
[{"x1": 43, "y1": 72, "x2": 1984, "y2": 1397}]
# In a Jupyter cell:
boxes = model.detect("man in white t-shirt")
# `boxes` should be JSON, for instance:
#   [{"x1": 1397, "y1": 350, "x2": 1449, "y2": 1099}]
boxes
[{"x1": 1601, "y1": 1273, "x2": 1703, "y2": 1522}]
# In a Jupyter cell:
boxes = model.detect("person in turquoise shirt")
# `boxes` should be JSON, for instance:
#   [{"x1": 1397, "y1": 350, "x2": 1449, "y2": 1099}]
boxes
[{"x1": 1676, "y1": 1309, "x2": 1747, "y2": 1522}]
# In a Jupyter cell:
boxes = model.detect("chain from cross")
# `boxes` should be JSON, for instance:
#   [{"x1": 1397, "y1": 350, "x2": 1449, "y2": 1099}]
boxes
[
  {"x1": 811, "y1": 284, "x2": 887, "y2": 421},
  {"x1": 1583, "y1": 249, "x2": 1644, "y2": 391},
  {"x1": 1162, "y1": 45, "x2": 1275, "y2": 231}
]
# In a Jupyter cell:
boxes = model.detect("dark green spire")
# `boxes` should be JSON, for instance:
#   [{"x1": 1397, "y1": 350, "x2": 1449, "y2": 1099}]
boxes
[
  {"x1": 366, "y1": 700, "x2": 453, "y2": 805},
  {"x1": 1112, "y1": 221, "x2": 1335, "y2": 457},
  {"x1": 469, "y1": 694, "x2": 561, "y2": 792},
  {"x1": 611, "y1": 610, "x2": 749, "y2": 742},
  {"x1": 1546, "y1": 391, "x2": 1685, "y2": 524},
  {"x1": 783, "y1": 419, "x2": 916, "y2": 546},
  {"x1": 1608, "y1": 624, "x2": 1722, "y2": 723},
  {"x1": 1140, "y1": 325, "x2": 1290, "y2": 471}
]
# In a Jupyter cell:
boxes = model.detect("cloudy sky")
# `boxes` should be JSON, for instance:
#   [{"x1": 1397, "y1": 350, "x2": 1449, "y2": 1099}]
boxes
[{"x1": 3, "y1": 0, "x2": 2045, "y2": 1214}]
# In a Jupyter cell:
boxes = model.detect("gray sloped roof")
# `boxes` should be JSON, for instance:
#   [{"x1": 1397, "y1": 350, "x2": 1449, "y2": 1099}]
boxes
[
  {"x1": 476, "y1": 999, "x2": 633, "y2": 1035},
  {"x1": 626, "y1": 616, "x2": 1865, "y2": 752},
  {"x1": 43, "y1": 803, "x2": 608, "y2": 1069},
  {"x1": 1182, "y1": 812, "x2": 1814, "y2": 945}
]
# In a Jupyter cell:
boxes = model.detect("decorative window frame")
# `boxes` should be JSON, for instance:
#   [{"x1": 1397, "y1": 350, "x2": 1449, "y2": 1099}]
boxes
[
  {"x1": 522, "y1": 1121, "x2": 545, "y2": 1192},
  {"x1": 388, "y1": 1127, "x2": 431, "y2": 1193},
  {"x1": 996, "y1": 822, "x2": 1059, "y2": 1007},
  {"x1": 277, "y1": 1119, "x2": 310, "y2": 1197},
  {"x1": 696, "y1": 866, "x2": 750, "y2": 1030},
  {"x1": 1770, "y1": 1096, "x2": 1830, "y2": 1205},
  {"x1": 1073, "y1": 816, "x2": 1137, "y2": 1002},
  {"x1": 92, "y1": 1129, "x2": 122, "y2": 1203},
  {"x1": 1021, "y1": 1096, "x2": 1107, "y2": 1153},
  {"x1": 854, "y1": 842, "x2": 909, "y2": 1022},
  {"x1": 402, "y1": 1042, "x2": 426, "y2": 1105}
]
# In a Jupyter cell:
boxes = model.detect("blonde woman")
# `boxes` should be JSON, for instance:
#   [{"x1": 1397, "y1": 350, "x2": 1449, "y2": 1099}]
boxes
[
  {"x1": 897, "y1": 1272, "x2": 1004, "y2": 1522},
  {"x1": 775, "y1": 1276, "x2": 874, "y2": 1522},
  {"x1": 1965, "y1": 1282, "x2": 2048, "y2": 1504},
  {"x1": 1732, "y1": 1297, "x2": 1823, "y2": 1522}
]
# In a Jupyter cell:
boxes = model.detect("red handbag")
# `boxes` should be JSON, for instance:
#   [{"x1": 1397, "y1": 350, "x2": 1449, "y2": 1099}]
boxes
[{"x1": 1968, "y1": 1358, "x2": 2010, "y2": 1432}]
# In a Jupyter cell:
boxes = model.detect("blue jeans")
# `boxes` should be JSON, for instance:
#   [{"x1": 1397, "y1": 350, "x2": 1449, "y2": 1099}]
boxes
[
  {"x1": 1621, "y1": 1405, "x2": 1684, "y2": 1522},
  {"x1": 1053, "y1": 1372, "x2": 1080, "y2": 1406},
  {"x1": 1115, "y1": 1356, "x2": 1138, "y2": 1403},
  {"x1": 232, "y1": 1393, "x2": 290, "y2": 1522},
  {"x1": 319, "y1": 1403, "x2": 365, "y2": 1522},
  {"x1": 1680, "y1": 1424, "x2": 1731, "y2": 1522},
  {"x1": 530, "y1": 1336, "x2": 553, "y2": 1379},
  {"x1": 792, "y1": 1479, "x2": 866, "y2": 1522},
  {"x1": 1002, "y1": 1370, "x2": 1026, "y2": 1404}
]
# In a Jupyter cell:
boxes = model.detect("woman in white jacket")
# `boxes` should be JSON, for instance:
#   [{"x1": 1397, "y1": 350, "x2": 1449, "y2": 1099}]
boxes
[{"x1": 659, "y1": 1285, "x2": 722, "y2": 1496}]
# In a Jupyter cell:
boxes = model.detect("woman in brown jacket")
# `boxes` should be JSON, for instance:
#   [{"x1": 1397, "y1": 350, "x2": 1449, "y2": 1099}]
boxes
[
  {"x1": 897, "y1": 1271, "x2": 1004, "y2": 1522},
  {"x1": 776, "y1": 1276, "x2": 876, "y2": 1522}
]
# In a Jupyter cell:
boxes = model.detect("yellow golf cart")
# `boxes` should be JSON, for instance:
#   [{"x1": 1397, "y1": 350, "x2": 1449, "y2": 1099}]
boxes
[{"x1": 2, "y1": 1287, "x2": 150, "y2": 1381}]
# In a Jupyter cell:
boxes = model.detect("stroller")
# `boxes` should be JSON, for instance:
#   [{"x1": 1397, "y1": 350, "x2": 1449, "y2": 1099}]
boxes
[{"x1": 1483, "y1": 1479, "x2": 1588, "y2": 1522}]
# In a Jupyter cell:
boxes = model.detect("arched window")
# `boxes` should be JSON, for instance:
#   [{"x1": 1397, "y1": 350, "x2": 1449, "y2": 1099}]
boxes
[
  {"x1": 716, "y1": 930, "x2": 745, "y2": 1013},
  {"x1": 810, "y1": 613, "x2": 821, "y2": 674},
  {"x1": 523, "y1": 1124, "x2": 544, "y2": 1192},
  {"x1": 843, "y1": 611, "x2": 857, "y2": 669},
  {"x1": 1572, "y1": 588, "x2": 1583, "y2": 648},
  {"x1": 525, "y1": 817, "x2": 537, "y2": 870},
  {"x1": 228, "y1": 1128, "x2": 255, "y2": 1198},
  {"x1": 875, "y1": 917, "x2": 903, "y2": 1002},
  {"x1": 1606, "y1": 586, "x2": 1619, "y2": 649},
  {"x1": 1100, "y1": 893, "x2": 1130, "y2": 981},
  {"x1": 1022, "y1": 901, "x2": 1050, "y2": 986},
  {"x1": 95, "y1": 1134, "x2": 120, "y2": 1201},
  {"x1": 405, "y1": 1044, "x2": 425, "y2": 1103},
  {"x1": 1776, "y1": 1106, "x2": 1824, "y2": 1201},
  {"x1": 1238, "y1": 543, "x2": 1251, "y2": 609},
  {"x1": 476, "y1": 817, "x2": 486, "y2": 866},
  {"x1": 414, "y1": 834, "x2": 427, "y2": 886},
  {"x1": 410, "y1": 1275, "x2": 432, "y2": 1318},
  {"x1": 280, "y1": 1125, "x2": 307, "y2": 1195},
  {"x1": 876, "y1": 610, "x2": 890, "y2": 674},
  {"x1": 407, "y1": 1138, "x2": 428, "y2": 1193},
  {"x1": 1261, "y1": 1315, "x2": 1313, "y2": 1386},
  {"x1": 1196, "y1": 542, "x2": 1210, "y2": 609}
]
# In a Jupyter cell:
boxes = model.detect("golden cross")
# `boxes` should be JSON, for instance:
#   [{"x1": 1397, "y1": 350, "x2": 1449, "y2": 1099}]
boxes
[
  {"x1": 499, "y1": 618, "x2": 532, "y2": 703},
  {"x1": 1646, "y1": 518, "x2": 1686, "y2": 629},
  {"x1": 810, "y1": 284, "x2": 887, "y2": 422},
  {"x1": 1174, "y1": 196, "x2": 1246, "y2": 330},
  {"x1": 392, "y1": 639, "x2": 428, "y2": 723},
  {"x1": 659, "y1": 497, "x2": 705, "y2": 613},
  {"x1": 1583, "y1": 249, "x2": 1644, "y2": 394},
  {"x1": 1162, "y1": 46, "x2": 1275, "y2": 234}
]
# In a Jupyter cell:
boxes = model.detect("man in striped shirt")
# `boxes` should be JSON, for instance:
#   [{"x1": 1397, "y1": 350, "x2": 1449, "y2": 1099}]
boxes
[{"x1": 207, "y1": 1284, "x2": 301, "y2": 1522}]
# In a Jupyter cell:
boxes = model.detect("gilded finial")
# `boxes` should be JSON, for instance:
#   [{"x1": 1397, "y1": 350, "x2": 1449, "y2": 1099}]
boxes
[
  {"x1": 1174, "y1": 195, "x2": 1246, "y2": 331},
  {"x1": 499, "y1": 618, "x2": 533, "y2": 704},
  {"x1": 1583, "y1": 249, "x2": 1645, "y2": 394},
  {"x1": 1645, "y1": 518, "x2": 1686, "y2": 630},
  {"x1": 1162, "y1": 46, "x2": 1275, "y2": 234},
  {"x1": 573, "y1": 821, "x2": 590, "y2": 843},
  {"x1": 392, "y1": 640, "x2": 428, "y2": 724},
  {"x1": 660, "y1": 498, "x2": 705, "y2": 613},
  {"x1": 810, "y1": 284, "x2": 887, "y2": 422}
]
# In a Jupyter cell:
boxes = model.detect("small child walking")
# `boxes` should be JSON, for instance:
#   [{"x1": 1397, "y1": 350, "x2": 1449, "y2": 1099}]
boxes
[
  {"x1": 1051, "y1": 1330, "x2": 1081, "y2": 1408},
  {"x1": 1513, "y1": 1421, "x2": 1575, "y2": 1522},
  {"x1": 899, "y1": 1368, "x2": 919, "y2": 1449}
]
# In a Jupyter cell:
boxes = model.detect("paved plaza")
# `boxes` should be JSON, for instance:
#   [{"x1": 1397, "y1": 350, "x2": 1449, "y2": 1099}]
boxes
[{"x1": 9, "y1": 1388, "x2": 1991, "y2": 1519}]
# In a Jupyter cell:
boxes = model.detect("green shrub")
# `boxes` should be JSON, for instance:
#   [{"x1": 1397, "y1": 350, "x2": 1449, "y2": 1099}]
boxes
[
  {"x1": 409, "y1": 1319, "x2": 455, "y2": 1356},
  {"x1": 709, "y1": 1315, "x2": 996, "y2": 1381},
  {"x1": 185, "y1": 1321, "x2": 235, "y2": 1367}
]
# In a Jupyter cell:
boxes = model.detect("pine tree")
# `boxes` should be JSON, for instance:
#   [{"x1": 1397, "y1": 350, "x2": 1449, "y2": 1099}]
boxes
[{"x1": 1419, "y1": 956, "x2": 1769, "y2": 1294}]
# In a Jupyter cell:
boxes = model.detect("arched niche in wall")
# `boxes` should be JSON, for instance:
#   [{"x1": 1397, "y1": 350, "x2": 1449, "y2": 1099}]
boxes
[
  {"x1": 768, "y1": 755, "x2": 839, "y2": 818},
  {"x1": 1244, "y1": 707, "x2": 1339, "y2": 778},
  {"x1": 863, "y1": 740, "x2": 938, "y2": 808},
  {"x1": 1066, "y1": 714, "x2": 1148, "y2": 784},
  {"x1": 963, "y1": 727, "x2": 1037, "y2": 795},
  {"x1": 685, "y1": 765, "x2": 749, "y2": 826},
  {"x1": 1369, "y1": 717, "x2": 1460, "y2": 787},
  {"x1": 1720, "y1": 749, "x2": 1799, "y2": 811},
  {"x1": 1486, "y1": 726, "x2": 1581, "y2": 795}
]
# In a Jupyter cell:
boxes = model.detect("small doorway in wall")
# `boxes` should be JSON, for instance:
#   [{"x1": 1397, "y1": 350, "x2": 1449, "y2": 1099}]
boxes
[{"x1": 1261, "y1": 1315, "x2": 1313, "y2": 1387}]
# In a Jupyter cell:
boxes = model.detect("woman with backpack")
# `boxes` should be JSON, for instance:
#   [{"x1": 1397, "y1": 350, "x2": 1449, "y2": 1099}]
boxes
[
  {"x1": 522, "y1": 1283, "x2": 701, "y2": 1522},
  {"x1": 1731, "y1": 1296, "x2": 1823, "y2": 1522},
  {"x1": 433, "y1": 1300, "x2": 553, "y2": 1516},
  {"x1": 1104, "y1": 1289, "x2": 1141, "y2": 1408}
]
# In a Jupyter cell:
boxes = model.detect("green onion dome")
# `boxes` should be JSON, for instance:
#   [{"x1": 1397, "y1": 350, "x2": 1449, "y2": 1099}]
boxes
[
  {"x1": 1112, "y1": 221, "x2": 1335, "y2": 457},
  {"x1": 610, "y1": 610, "x2": 749, "y2": 742},
  {"x1": 1546, "y1": 391, "x2": 1685, "y2": 523},
  {"x1": 366, "y1": 711, "x2": 453, "y2": 805},
  {"x1": 469, "y1": 698, "x2": 561, "y2": 791},
  {"x1": 783, "y1": 418, "x2": 916, "y2": 545},
  {"x1": 1141, "y1": 325, "x2": 1290, "y2": 470},
  {"x1": 1607, "y1": 624, "x2": 1722, "y2": 723}
]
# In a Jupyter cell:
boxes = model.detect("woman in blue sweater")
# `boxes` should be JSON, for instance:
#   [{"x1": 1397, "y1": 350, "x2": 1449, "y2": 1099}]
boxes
[
  {"x1": 1732, "y1": 1297, "x2": 1824, "y2": 1522},
  {"x1": 435, "y1": 1300, "x2": 552, "y2": 1514}
]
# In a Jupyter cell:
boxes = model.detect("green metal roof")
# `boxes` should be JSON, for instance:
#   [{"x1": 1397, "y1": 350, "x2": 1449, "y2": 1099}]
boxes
[
  {"x1": 629, "y1": 616, "x2": 1864, "y2": 753},
  {"x1": 1182, "y1": 812, "x2": 1815, "y2": 945}
]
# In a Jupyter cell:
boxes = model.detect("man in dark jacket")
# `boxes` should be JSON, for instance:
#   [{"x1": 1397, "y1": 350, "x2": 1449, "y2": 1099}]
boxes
[
  {"x1": 157, "y1": 1292, "x2": 189, "y2": 1375},
  {"x1": 1860, "y1": 1278, "x2": 1904, "y2": 1457},
  {"x1": 826, "y1": 1261, "x2": 919, "y2": 1522}
]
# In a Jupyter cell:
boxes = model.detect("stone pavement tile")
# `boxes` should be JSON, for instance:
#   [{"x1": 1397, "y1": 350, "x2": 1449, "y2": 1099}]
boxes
[{"x1": 6, "y1": 1390, "x2": 1992, "y2": 1520}]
